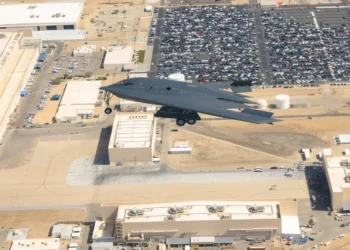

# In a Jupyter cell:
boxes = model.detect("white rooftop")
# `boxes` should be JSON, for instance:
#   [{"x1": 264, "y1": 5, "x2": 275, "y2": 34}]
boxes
[
  {"x1": 0, "y1": 3, "x2": 83, "y2": 27},
  {"x1": 92, "y1": 221, "x2": 114, "y2": 240},
  {"x1": 56, "y1": 81, "x2": 100, "y2": 119},
  {"x1": 110, "y1": 114, "x2": 154, "y2": 149},
  {"x1": 32, "y1": 29, "x2": 86, "y2": 41},
  {"x1": 0, "y1": 33, "x2": 22, "y2": 72},
  {"x1": 281, "y1": 216, "x2": 301, "y2": 235},
  {"x1": 11, "y1": 239, "x2": 60, "y2": 250},
  {"x1": 324, "y1": 157, "x2": 350, "y2": 192},
  {"x1": 117, "y1": 201, "x2": 279, "y2": 223},
  {"x1": 104, "y1": 46, "x2": 133, "y2": 66},
  {"x1": 60, "y1": 81, "x2": 101, "y2": 106}
]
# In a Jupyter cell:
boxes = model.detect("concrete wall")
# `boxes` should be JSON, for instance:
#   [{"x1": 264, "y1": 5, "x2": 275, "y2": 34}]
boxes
[
  {"x1": 343, "y1": 188, "x2": 350, "y2": 211},
  {"x1": 332, "y1": 191, "x2": 343, "y2": 211},
  {"x1": 123, "y1": 218, "x2": 280, "y2": 239},
  {"x1": 109, "y1": 147, "x2": 152, "y2": 164},
  {"x1": 0, "y1": 45, "x2": 39, "y2": 138}
]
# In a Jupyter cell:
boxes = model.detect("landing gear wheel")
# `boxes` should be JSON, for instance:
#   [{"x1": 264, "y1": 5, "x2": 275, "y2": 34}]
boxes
[
  {"x1": 176, "y1": 119, "x2": 186, "y2": 126},
  {"x1": 186, "y1": 119, "x2": 196, "y2": 125},
  {"x1": 104, "y1": 107, "x2": 112, "y2": 114}
]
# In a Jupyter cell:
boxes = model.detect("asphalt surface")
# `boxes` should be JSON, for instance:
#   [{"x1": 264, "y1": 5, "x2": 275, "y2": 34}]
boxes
[
  {"x1": 15, "y1": 41, "x2": 64, "y2": 128},
  {"x1": 67, "y1": 158, "x2": 305, "y2": 186}
]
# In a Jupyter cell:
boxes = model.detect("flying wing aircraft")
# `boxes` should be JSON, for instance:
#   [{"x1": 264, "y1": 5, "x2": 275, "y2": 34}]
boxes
[{"x1": 100, "y1": 77, "x2": 281, "y2": 126}]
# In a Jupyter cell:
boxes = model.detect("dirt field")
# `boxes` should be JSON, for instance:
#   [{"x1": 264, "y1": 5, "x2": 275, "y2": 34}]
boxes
[
  {"x1": 0, "y1": 209, "x2": 86, "y2": 238},
  {"x1": 168, "y1": 129, "x2": 292, "y2": 170},
  {"x1": 166, "y1": 86, "x2": 350, "y2": 170},
  {"x1": 34, "y1": 84, "x2": 66, "y2": 125}
]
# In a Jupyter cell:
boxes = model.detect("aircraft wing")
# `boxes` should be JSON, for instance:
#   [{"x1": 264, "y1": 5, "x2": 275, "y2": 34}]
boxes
[{"x1": 158, "y1": 95, "x2": 280, "y2": 124}]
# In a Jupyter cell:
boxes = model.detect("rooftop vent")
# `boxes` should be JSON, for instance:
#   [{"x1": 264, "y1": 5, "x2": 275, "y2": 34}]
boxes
[
  {"x1": 345, "y1": 175, "x2": 350, "y2": 183},
  {"x1": 247, "y1": 205, "x2": 265, "y2": 213},
  {"x1": 128, "y1": 208, "x2": 144, "y2": 216},
  {"x1": 27, "y1": 5, "x2": 37, "y2": 9},
  {"x1": 168, "y1": 206, "x2": 184, "y2": 214},
  {"x1": 208, "y1": 205, "x2": 224, "y2": 213},
  {"x1": 30, "y1": 15, "x2": 35, "y2": 18},
  {"x1": 220, "y1": 214, "x2": 231, "y2": 220}
]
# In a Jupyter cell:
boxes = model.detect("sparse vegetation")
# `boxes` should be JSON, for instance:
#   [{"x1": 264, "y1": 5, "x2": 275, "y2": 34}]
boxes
[
  {"x1": 52, "y1": 78, "x2": 62, "y2": 85},
  {"x1": 136, "y1": 50, "x2": 145, "y2": 63},
  {"x1": 84, "y1": 71, "x2": 93, "y2": 78},
  {"x1": 96, "y1": 77, "x2": 107, "y2": 80}
]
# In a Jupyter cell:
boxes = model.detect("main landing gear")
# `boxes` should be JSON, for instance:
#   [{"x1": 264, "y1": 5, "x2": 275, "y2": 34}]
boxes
[
  {"x1": 176, "y1": 119, "x2": 197, "y2": 126},
  {"x1": 104, "y1": 92, "x2": 113, "y2": 115}
]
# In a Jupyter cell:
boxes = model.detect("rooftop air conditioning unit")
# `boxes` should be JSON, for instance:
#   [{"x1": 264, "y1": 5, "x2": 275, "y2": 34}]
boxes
[{"x1": 345, "y1": 175, "x2": 350, "y2": 183}]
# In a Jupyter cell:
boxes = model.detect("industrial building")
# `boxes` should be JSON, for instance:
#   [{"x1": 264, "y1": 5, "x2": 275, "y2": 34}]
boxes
[
  {"x1": 108, "y1": 113, "x2": 157, "y2": 165},
  {"x1": 103, "y1": 45, "x2": 134, "y2": 69},
  {"x1": 108, "y1": 200, "x2": 300, "y2": 244},
  {"x1": 55, "y1": 81, "x2": 101, "y2": 123},
  {"x1": 168, "y1": 140, "x2": 192, "y2": 154},
  {"x1": 0, "y1": 3, "x2": 83, "y2": 31},
  {"x1": 323, "y1": 156, "x2": 350, "y2": 211},
  {"x1": 120, "y1": 99, "x2": 156, "y2": 112},
  {"x1": 0, "y1": 32, "x2": 39, "y2": 140},
  {"x1": 73, "y1": 44, "x2": 96, "y2": 57},
  {"x1": 10, "y1": 239, "x2": 60, "y2": 250}
]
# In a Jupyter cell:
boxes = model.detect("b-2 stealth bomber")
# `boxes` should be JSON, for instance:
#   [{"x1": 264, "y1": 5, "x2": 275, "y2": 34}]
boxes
[{"x1": 100, "y1": 77, "x2": 280, "y2": 126}]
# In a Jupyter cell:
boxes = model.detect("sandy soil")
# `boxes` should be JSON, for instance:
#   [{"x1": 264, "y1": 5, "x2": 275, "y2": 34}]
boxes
[
  {"x1": 34, "y1": 84, "x2": 66, "y2": 125},
  {"x1": 168, "y1": 129, "x2": 291, "y2": 170},
  {"x1": 0, "y1": 209, "x2": 86, "y2": 238}
]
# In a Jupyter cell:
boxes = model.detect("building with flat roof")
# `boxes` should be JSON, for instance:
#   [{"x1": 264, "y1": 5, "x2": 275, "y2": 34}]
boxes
[
  {"x1": 103, "y1": 46, "x2": 134, "y2": 69},
  {"x1": 323, "y1": 156, "x2": 350, "y2": 211},
  {"x1": 108, "y1": 113, "x2": 157, "y2": 164},
  {"x1": 92, "y1": 220, "x2": 115, "y2": 243},
  {"x1": 0, "y1": 3, "x2": 83, "y2": 31},
  {"x1": 0, "y1": 32, "x2": 39, "y2": 140},
  {"x1": 73, "y1": 44, "x2": 96, "y2": 57},
  {"x1": 55, "y1": 81, "x2": 101, "y2": 123},
  {"x1": 113, "y1": 201, "x2": 300, "y2": 243},
  {"x1": 10, "y1": 239, "x2": 60, "y2": 250},
  {"x1": 120, "y1": 99, "x2": 156, "y2": 112}
]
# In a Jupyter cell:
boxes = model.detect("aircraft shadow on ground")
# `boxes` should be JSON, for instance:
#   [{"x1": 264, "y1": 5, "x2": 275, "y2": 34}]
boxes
[{"x1": 93, "y1": 126, "x2": 111, "y2": 165}]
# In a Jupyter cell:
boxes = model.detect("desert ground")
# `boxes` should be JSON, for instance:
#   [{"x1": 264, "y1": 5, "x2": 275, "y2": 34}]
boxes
[{"x1": 167, "y1": 85, "x2": 350, "y2": 170}]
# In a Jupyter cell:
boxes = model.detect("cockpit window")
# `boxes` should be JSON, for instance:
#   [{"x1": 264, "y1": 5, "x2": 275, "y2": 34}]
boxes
[{"x1": 123, "y1": 82, "x2": 133, "y2": 86}]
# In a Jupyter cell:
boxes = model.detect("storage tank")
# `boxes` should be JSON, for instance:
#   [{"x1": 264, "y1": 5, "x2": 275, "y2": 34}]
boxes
[
  {"x1": 257, "y1": 99, "x2": 268, "y2": 109},
  {"x1": 275, "y1": 94, "x2": 290, "y2": 109},
  {"x1": 168, "y1": 73, "x2": 185, "y2": 82}
]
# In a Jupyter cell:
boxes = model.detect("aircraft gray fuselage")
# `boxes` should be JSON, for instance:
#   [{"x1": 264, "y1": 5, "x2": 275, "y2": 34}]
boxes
[
  {"x1": 100, "y1": 77, "x2": 254, "y2": 108},
  {"x1": 100, "y1": 77, "x2": 280, "y2": 126}
]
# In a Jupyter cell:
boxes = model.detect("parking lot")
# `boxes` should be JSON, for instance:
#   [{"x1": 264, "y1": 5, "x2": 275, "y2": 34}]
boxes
[
  {"x1": 152, "y1": 5, "x2": 350, "y2": 85},
  {"x1": 155, "y1": 6, "x2": 262, "y2": 84},
  {"x1": 50, "y1": 51, "x2": 104, "y2": 78}
]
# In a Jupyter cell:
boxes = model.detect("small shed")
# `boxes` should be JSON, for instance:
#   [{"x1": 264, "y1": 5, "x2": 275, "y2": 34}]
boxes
[
  {"x1": 51, "y1": 94, "x2": 61, "y2": 101},
  {"x1": 51, "y1": 224, "x2": 64, "y2": 237},
  {"x1": 20, "y1": 90, "x2": 28, "y2": 97},
  {"x1": 91, "y1": 242, "x2": 113, "y2": 250},
  {"x1": 61, "y1": 225, "x2": 73, "y2": 240},
  {"x1": 144, "y1": 6, "x2": 152, "y2": 12},
  {"x1": 38, "y1": 53, "x2": 47, "y2": 62},
  {"x1": 71, "y1": 232, "x2": 80, "y2": 239}
]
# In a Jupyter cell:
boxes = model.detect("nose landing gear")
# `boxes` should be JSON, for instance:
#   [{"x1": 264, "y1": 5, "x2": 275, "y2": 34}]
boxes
[
  {"x1": 104, "y1": 92, "x2": 113, "y2": 115},
  {"x1": 104, "y1": 107, "x2": 112, "y2": 114}
]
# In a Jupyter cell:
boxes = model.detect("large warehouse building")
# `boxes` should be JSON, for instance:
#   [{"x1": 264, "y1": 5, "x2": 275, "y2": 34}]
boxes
[
  {"x1": 108, "y1": 113, "x2": 157, "y2": 165},
  {"x1": 323, "y1": 156, "x2": 350, "y2": 211},
  {"x1": 55, "y1": 81, "x2": 101, "y2": 123},
  {"x1": 0, "y1": 32, "x2": 39, "y2": 140},
  {"x1": 94, "y1": 200, "x2": 300, "y2": 244},
  {"x1": 0, "y1": 2, "x2": 84, "y2": 40}
]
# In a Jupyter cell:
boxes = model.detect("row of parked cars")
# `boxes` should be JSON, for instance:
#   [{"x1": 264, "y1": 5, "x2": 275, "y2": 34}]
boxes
[{"x1": 38, "y1": 88, "x2": 51, "y2": 110}]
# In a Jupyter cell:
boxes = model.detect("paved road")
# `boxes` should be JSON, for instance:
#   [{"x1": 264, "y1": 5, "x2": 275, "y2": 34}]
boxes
[
  {"x1": 15, "y1": 41, "x2": 64, "y2": 128},
  {"x1": 67, "y1": 157, "x2": 305, "y2": 186}
]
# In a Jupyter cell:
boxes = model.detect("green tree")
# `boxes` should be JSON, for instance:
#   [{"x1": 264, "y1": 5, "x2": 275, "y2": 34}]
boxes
[
  {"x1": 84, "y1": 71, "x2": 93, "y2": 78},
  {"x1": 52, "y1": 78, "x2": 62, "y2": 85}
]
